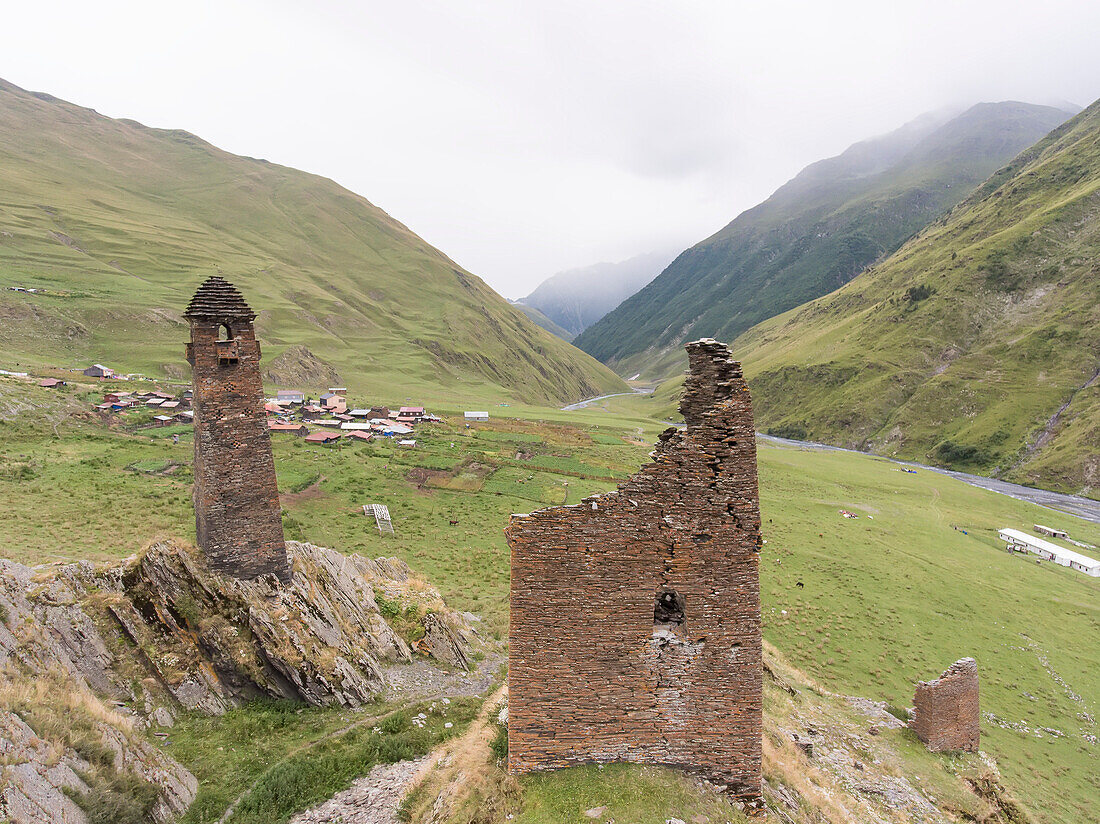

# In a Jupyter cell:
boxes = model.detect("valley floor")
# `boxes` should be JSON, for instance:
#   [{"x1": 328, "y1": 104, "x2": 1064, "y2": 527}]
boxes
[
  {"x1": 757, "y1": 434, "x2": 1100, "y2": 524},
  {"x1": 0, "y1": 375, "x2": 1097, "y2": 823}
]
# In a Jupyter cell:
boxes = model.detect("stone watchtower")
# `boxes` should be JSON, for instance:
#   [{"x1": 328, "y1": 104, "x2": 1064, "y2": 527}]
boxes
[
  {"x1": 506, "y1": 339, "x2": 763, "y2": 805},
  {"x1": 184, "y1": 277, "x2": 290, "y2": 583}
]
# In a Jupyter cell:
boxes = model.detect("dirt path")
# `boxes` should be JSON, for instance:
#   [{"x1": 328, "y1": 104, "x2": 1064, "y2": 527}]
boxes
[
  {"x1": 399, "y1": 683, "x2": 507, "y2": 824},
  {"x1": 288, "y1": 683, "x2": 507, "y2": 824},
  {"x1": 216, "y1": 707, "x2": 393, "y2": 824},
  {"x1": 279, "y1": 475, "x2": 327, "y2": 506},
  {"x1": 216, "y1": 652, "x2": 503, "y2": 824},
  {"x1": 289, "y1": 756, "x2": 433, "y2": 824}
]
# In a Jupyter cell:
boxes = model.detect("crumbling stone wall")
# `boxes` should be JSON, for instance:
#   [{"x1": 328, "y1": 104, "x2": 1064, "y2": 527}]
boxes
[
  {"x1": 909, "y1": 658, "x2": 980, "y2": 752},
  {"x1": 185, "y1": 277, "x2": 290, "y2": 582},
  {"x1": 506, "y1": 339, "x2": 762, "y2": 803}
]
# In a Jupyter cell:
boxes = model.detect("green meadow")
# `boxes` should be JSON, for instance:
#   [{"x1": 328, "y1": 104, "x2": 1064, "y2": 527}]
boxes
[{"x1": 1, "y1": 376, "x2": 1096, "y2": 822}]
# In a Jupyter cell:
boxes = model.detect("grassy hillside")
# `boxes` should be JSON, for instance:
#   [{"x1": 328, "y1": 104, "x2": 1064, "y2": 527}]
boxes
[
  {"x1": 576, "y1": 102, "x2": 1074, "y2": 379},
  {"x1": 511, "y1": 301, "x2": 575, "y2": 341},
  {"x1": 2, "y1": 379, "x2": 1097, "y2": 821},
  {"x1": 734, "y1": 100, "x2": 1100, "y2": 497},
  {"x1": 0, "y1": 78, "x2": 625, "y2": 405}
]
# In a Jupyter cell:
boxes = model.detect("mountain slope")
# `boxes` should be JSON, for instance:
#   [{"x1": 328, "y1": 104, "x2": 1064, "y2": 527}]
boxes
[
  {"x1": 735, "y1": 99, "x2": 1100, "y2": 496},
  {"x1": 518, "y1": 249, "x2": 676, "y2": 338},
  {"x1": 0, "y1": 79, "x2": 625, "y2": 404},
  {"x1": 576, "y1": 102, "x2": 1075, "y2": 379},
  {"x1": 511, "y1": 301, "x2": 575, "y2": 341}
]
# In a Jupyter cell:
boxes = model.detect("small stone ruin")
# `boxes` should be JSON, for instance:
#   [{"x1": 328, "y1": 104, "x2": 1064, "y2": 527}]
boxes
[{"x1": 909, "y1": 657, "x2": 980, "y2": 752}]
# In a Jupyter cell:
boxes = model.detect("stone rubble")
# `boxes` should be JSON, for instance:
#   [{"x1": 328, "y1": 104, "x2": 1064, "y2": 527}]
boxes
[{"x1": 289, "y1": 756, "x2": 431, "y2": 824}]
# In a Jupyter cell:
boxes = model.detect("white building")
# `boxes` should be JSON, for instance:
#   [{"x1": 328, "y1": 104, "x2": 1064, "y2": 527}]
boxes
[
  {"x1": 999, "y1": 528, "x2": 1100, "y2": 577},
  {"x1": 464, "y1": 411, "x2": 489, "y2": 422}
]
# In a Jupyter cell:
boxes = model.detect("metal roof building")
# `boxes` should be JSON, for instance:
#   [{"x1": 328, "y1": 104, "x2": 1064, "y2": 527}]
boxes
[{"x1": 999, "y1": 528, "x2": 1100, "y2": 577}]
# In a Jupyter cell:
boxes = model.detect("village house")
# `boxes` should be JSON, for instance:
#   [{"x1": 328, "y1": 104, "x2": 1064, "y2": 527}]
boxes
[
  {"x1": 83, "y1": 363, "x2": 115, "y2": 379},
  {"x1": 320, "y1": 392, "x2": 347, "y2": 414},
  {"x1": 269, "y1": 422, "x2": 309, "y2": 437},
  {"x1": 346, "y1": 430, "x2": 373, "y2": 442},
  {"x1": 38, "y1": 378, "x2": 65, "y2": 388},
  {"x1": 464, "y1": 411, "x2": 489, "y2": 422},
  {"x1": 1033, "y1": 524, "x2": 1069, "y2": 539},
  {"x1": 304, "y1": 431, "x2": 341, "y2": 446},
  {"x1": 367, "y1": 406, "x2": 390, "y2": 419},
  {"x1": 276, "y1": 389, "x2": 305, "y2": 405},
  {"x1": 378, "y1": 422, "x2": 414, "y2": 437}
]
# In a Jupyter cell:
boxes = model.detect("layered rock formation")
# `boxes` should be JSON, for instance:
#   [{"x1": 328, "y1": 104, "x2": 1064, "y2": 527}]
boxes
[{"x1": 0, "y1": 540, "x2": 479, "y2": 823}]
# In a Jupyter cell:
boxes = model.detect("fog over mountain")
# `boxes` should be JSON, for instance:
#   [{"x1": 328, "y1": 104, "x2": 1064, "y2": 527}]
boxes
[
  {"x1": 2, "y1": 1, "x2": 1097, "y2": 295},
  {"x1": 517, "y1": 249, "x2": 679, "y2": 339}
]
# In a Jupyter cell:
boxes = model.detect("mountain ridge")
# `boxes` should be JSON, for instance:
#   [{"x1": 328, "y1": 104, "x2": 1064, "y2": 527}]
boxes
[
  {"x1": 575, "y1": 101, "x2": 1076, "y2": 379},
  {"x1": 734, "y1": 99, "x2": 1100, "y2": 495},
  {"x1": 0, "y1": 77, "x2": 625, "y2": 405}
]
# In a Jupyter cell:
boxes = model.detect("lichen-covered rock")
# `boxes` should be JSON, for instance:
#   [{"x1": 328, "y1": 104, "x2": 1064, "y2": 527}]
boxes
[
  {"x1": 1, "y1": 541, "x2": 478, "y2": 716},
  {"x1": 0, "y1": 694, "x2": 196, "y2": 824},
  {"x1": 0, "y1": 539, "x2": 482, "y2": 823},
  {"x1": 0, "y1": 710, "x2": 91, "y2": 824}
]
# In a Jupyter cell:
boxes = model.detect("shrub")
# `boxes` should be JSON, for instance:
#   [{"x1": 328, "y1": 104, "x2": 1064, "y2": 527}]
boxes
[
  {"x1": 67, "y1": 770, "x2": 159, "y2": 824},
  {"x1": 766, "y1": 424, "x2": 808, "y2": 441},
  {"x1": 934, "y1": 440, "x2": 991, "y2": 465},
  {"x1": 904, "y1": 284, "x2": 934, "y2": 303}
]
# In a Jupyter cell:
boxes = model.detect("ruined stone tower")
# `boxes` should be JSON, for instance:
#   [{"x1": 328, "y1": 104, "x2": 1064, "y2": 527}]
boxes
[
  {"x1": 909, "y1": 658, "x2": 980, "y2": 752},
  {"x1": 184, "y1": 276, "x2": 290, "y2": 583},
  {"x1": 506, "y1": 339, "x2": 763, "y2": 804}
]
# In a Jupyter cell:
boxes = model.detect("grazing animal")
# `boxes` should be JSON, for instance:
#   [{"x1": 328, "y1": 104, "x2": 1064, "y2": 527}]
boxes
[
  {"x1": 796, "y1": 581, "x2": 804, "y2": 589},
  {"x1": 449, "y1": 519, "x2": 459, "y2": 526}
]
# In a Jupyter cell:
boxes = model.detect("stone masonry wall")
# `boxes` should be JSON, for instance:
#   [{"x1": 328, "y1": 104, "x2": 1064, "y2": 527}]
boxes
[
  {"x1": 506, "y1": 339, "x2": 762, "y2": 803},
  {"x1": 909, "y1": 658, "x2": 980, "y2": 752},
  {"x1": 187, "y1": 298, "x2": 289, "y2": 582}
]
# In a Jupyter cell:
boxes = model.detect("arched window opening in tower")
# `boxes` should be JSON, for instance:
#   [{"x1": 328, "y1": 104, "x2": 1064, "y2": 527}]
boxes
[{"x1": 216, "y1": 323, "x2": 239, "y2": 364}]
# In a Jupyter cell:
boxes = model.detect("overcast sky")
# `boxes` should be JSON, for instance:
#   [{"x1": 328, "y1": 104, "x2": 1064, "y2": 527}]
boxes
[{"x1": 3, "y1": 1, "x2": 1098, "y2": 298}]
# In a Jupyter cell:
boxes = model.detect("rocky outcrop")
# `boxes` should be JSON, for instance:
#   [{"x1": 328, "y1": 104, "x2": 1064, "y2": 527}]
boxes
[
  {"x1": 0, "y1": 540, "x2": 480, "y2": 823},
  {"x1": 264, "y1": 344, "x2": 342, "y2": 388},
  {"x1": 0, "y1": 688, "x2": 197, "y2": 824}
]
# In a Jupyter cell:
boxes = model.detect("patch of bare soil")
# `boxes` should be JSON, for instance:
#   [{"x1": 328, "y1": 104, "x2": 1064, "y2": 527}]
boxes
[{"x1": 280, "y1": 476, "x2": 327, "y2": 506}]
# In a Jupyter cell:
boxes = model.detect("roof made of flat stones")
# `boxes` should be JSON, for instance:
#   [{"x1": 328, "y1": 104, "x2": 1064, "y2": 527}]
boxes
[{"x1": 183, "y1": 276, "x2": 257, "y2": 321}]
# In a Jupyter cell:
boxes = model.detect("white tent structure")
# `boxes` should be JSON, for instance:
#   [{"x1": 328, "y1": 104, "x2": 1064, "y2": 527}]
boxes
[{"x1": 999, "y1": 528, "x2": 1100, "y2": 577}]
